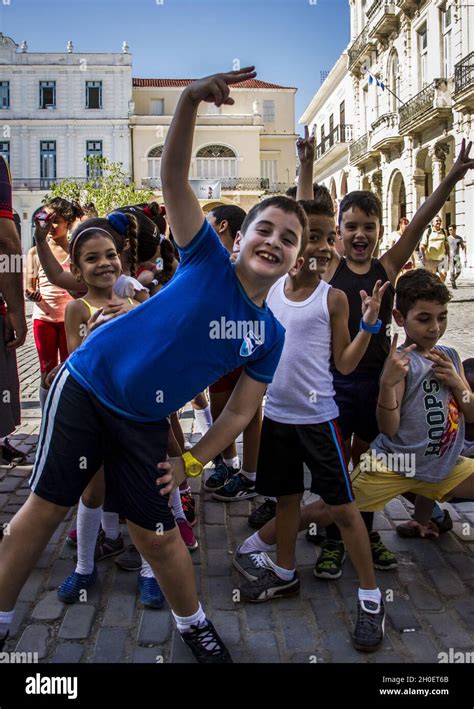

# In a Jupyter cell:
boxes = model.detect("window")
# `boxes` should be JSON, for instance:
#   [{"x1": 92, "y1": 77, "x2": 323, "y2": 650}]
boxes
[
  {"x1": 39, "y1": 81, "x2": 56, "y2": 109},
  {"x1": 261, "y1": 159, "x2": 278, "y2": 184},
  {"x1": 418, "y1": 24, "x2": 428, "y2": 89},
  {"x1": 0, "y1": 141, "x2": 10, "y2": 164},
  {"x1": 147, "y1": 145, "x2": 163, "y2": 183},
  {"x1": 86, "y1": 140, "x2": 103, "y2": 177},
  {"x1": 388, "y1": 50, "x2": 400, "y2": 112},
  {"x1": 150, "y1": 98, "x2": 164, "y2": 115},
  {"x1": 329, "y1": 114, "x2": 334, "y2": 146},
  {"x1": 40, "y1": 141, "x2": 56, "y2": 187},
  {"x1": 339, "y1": 101, "x2": 345, "y2": 127},
  {"x1": 86, "y1": 81, "x2": 102, "y2": 109},
  {"x1": 263, "y1": 100, "x2": 275, "y2": 123},
  {"x1": 195, "y1": 144, "x2": 237, "y2": 179},
  {"x1": 443, "y1": 6, "x2": 452, "y2": 79},
  {"x1": 0, "y1": 81, "x2": 10, "y2": 109}
]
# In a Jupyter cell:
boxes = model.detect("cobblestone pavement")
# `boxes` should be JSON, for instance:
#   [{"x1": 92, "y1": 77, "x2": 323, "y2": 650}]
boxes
[{"x1": 1, "y1": 276, "x2": 474, "y2": 664}]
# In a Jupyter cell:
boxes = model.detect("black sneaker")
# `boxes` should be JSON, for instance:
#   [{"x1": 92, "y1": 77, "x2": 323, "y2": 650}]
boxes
[
  {"x1": 369, "y1": 531, "x2": 397, "y2": 570},
  {"x1": 212, "y1": 473, "x2": 257, "y2": 502},
  {"x1": 431, "y1": 509, "x2": 453, "y2": 535},
  {"x1": 314, "y1": 539, "x2": 346, "y2": 579},
  {"x1": 248, "y1": 498, "x2": 276, "y2": 529},
  {"x1": 203, "y1": 462, "x2": 235, "y2": 492},
  {"x1": 181, "y1": 620, "x2": 233, "y2": 663},
  {"x1": 1, "y1": 438, "x2": 26, "y2": 464},
  {"x1": 352, "y1": 598, "x2": 385, "y2": 652},
  {"x1": 0, "y1": 631, "x2": 8, "y2": 652},
  {"x1": 240, "y1": 568, "x2": 300, "y2": 603}
]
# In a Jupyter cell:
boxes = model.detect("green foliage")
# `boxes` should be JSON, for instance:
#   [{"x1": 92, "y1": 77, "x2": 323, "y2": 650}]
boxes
[{"x1": 44, "y1": 156, "x2": 154, "y2": 216}]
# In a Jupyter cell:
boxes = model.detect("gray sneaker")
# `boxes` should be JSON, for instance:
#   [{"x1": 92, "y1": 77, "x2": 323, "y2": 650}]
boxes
[
  {"x1": 240, "y1": 568, "x2": 300, "y2": 603},
  {"x1": 233, "y1": 546, "x2": 273, "y2": 581}
]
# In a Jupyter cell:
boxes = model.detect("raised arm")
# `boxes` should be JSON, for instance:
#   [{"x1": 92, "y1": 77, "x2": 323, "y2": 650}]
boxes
[
  {"x1": 382, "y1": 139, "x2": 474, "y2": 281},
  {"x1": 296, "y1": 126, "x2": 315, "y2": 201},
  {"x1": 161, "y1": 67, "x2": 256, "y2": 248},
  {"x1": 33, "y1": 216, "x2": 79, "y2": 292}
]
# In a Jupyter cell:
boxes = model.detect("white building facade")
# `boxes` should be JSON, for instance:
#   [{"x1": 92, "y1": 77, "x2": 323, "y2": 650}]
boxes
[
  {"x1": 301, "y1": 0, "x2": 474, "y2": 266},
  {"x1": 0, "y1": 34, "x2": 132, "y2": 250}
]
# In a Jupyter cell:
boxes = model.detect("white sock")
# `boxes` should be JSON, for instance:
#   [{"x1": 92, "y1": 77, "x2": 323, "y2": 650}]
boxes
[
  {"x1": 239, "y1": 531, "x2": 275, "y2": 554},
  {"x1": 101, "y1": 511, "x2": 120, "y2": 541},
  {"x1": 173, "y1": 603, "x2": 207, "y2": 633},
  {"x1": 75, "y1": 500, "x2": 102, "y2": 575},
  {"x1": 0, "y1": 610, "x2": 14, "y2": 638},
  {"x1": 223, "y1": 456, "x2": 240, "y2": 469},
  {"x1": 39, "y1": 386, "x2": 48, "y2": 411},
  {"x1": 139, "y1": 556, "x2": 155, "y2": 578},
  {"x1": 194, "y1": 405, "x2": 212, "y2": 436},
  {"x1": 240, "y1": 469, "x2": 256, "y2": 482},
  {"x1": 266, "y1": 557, "x2": 295, "y2": 581},
  {"x1": 358, "y1": 587, "x2": 382, "y2": 609},
  {"x1": 170, "y1": 488, "x2": 185, "y2": 520}
]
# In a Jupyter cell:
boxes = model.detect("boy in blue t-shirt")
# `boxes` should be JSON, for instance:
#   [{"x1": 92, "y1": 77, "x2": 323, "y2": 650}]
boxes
[{"x1": 0, "y1": 68, "x2": 308, "y2": 664}]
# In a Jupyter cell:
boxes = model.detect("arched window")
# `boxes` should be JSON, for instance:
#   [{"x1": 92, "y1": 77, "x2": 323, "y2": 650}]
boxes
[
  {"x1": 195, "y1": 144, "x2": 238, "y2": 179},
  {"x1": 147, "y1": 145, "x2": 163, "y2": 181},
  {"x1": 388, "y1": 51, "x2": 400, "y2": 113}
]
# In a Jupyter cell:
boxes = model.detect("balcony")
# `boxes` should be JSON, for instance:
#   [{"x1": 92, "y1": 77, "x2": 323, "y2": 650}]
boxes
[
  {"x1": 367, "y1": 0, "x2": 400, "y2": 41},
  {"x1": 396, "y1": 0, "x2": 422, "y2": 16},
  {"x1": 398, "y1": 79, "x2": 452, "y2": 134},
  {"x1": 142, "y1": 177, "x2": 293, "y2": 195},
  {"x1": 12, "y1": 178, "x2": 88, "y2": 191},
  {"x1": 370, "y1": 112, "x2": 404, "y2": 151},
  {"x1": 453, "y1": 52, "x2": 474, "y2": 111},
  {"x1": 314, "y1": 124, "x2": 353, "y2": 172},
  {"x1": 348, "y1": 27, "x2": 375, "y2": 72},
  {"x1": 349, "y1": 132, "x2": 377, "y2": 166}
]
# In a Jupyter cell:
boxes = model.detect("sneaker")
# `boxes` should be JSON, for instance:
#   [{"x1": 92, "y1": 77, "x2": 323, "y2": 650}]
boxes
[
  {"x1": 1, "y1": 438, "x2": 26, "y2": 464},
  {"x1": 431, "y1": 509, "x2": 453, "y2": 535},
  {"x1": 138, "y1": 575, "x2": 165, "y2": 609},
  {"x1": 181, "y1": 620, "x2": 232, "y2": 664},
  {"x1": 314, "y1": 539, "x2": 346, "y2": 579},
  {"x1": 57, "y1": 567, "x2": 97, "y2": 604},
  {"x1": 115, "y1": 544, "x2": 142, "y2": 571},
  {"x1": 176, "y1": 518, "x2": 199, "y2": 551},
  {"x1": 94, "y1": 530, "x2": 125, "y2": 561},
  {"x1": 305, "y1": 526, "x2": 327, "y2": 546},
  {"x1": 369, "y1": 531, "x2": 397, "y2": 570},
  {"x1": 0, "y1": 631, "x2": 8, "y2": 652},
  {"x1": 212, "y1": 473, "x2": 257, "y2": 502},
  {"x1": 203, "y1": 462, "x2": 235, "y2": 492},
  {"x1": 248, "y1": 499, "x2": 276, "y2": 529},
  {"x1": 352, "y1": 598, "x2": 385, "y2": 652},
  {"x1": 240, "y1": 568, "x2": 300, "y2": 603},
  {"x1": 181, "y1": 491, "x2": 197, "y2": 527},
  {"x1": 233, "y1": 546, "x2": 273, "y2": 581}
]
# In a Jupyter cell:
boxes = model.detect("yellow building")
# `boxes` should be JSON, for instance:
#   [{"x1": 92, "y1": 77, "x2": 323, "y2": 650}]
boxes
[{"x1": 131, "y1": 78, "x2": 298, "y2": 212}]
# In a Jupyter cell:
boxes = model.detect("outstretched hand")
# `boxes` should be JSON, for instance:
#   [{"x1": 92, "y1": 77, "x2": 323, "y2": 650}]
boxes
[
  {"x1": 185, "y1": 66, "x2": 257, "y2": 107},
  {"x1": 296, "y1": 125, "x2": 315, "y2": 165},
  {"x1": 34, "y1": 212, "x2": 54, "y2": 243},
  {"x1": 360, "y1": 279, "x2": 390, "y2": 324},
  {"x1": 450, "y1": 138, "x2": 474, "y2": 181}
]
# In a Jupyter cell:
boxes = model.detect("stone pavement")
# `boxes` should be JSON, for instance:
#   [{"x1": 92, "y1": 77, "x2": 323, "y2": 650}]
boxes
[{"x1": 1, "y1": 278, "x2": 474, "y2": 664}]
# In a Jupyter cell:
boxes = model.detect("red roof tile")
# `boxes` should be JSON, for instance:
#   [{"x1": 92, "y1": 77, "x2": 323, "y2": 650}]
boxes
[{"x1": 133, "y1": 78, "x2": 296, "y2": 90}]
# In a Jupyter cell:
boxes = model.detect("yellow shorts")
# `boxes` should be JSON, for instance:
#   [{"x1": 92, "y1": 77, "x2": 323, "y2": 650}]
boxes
[{"x1": 351, "y1": 455, "x2": 474, "y2": 512}]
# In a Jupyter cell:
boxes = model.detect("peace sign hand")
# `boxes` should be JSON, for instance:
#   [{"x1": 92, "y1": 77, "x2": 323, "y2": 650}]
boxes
[
  {"x1": 380, "y1": 334, "x2": 417, "y2": 387},
  {"x1": 450, "y1": 138, "x2": 474, "y2": 182},
  {"x1": 185, "y1": 67, "x2": 257, "y2": 107},
  {"x1": 360, "y1": 279, "x2": 390, "y2": 324},
  {"x1": 425, "y1": 348, "x2": 463, "y2": 389},
  {"x1": 296, "y1": 125, "x2": 315, "y2": 165}
]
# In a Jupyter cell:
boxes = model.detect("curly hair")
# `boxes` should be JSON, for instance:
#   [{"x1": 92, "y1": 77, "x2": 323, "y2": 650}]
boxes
[{"x1": 44, "y1": 197, "x2": 84, "y2": 226}]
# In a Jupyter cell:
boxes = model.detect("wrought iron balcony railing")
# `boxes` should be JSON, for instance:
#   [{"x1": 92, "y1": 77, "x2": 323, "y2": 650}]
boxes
[
  {"x1": 398, "y1": 79, "x2": 449, "y2": 131},
  {"x1": 454, "y1": 51, "x2": 474, "y2": 95},
  {"x1": 348, "y1": 26, "x2": 371, "y2": 69},
  {"x1": 349, "y1": 133, "x2": 369, "y2": 163},
  {"x1": 142, "y1": 177, "x2": 294, "y2": 194},
  {"x1": 315, "y1": 124, "x2": 353, "y2": 160}
]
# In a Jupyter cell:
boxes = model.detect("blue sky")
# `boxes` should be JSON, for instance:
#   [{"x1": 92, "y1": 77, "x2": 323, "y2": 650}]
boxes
[{"x1": 0, "y1": 0, "x2": 350, "y2": 130}]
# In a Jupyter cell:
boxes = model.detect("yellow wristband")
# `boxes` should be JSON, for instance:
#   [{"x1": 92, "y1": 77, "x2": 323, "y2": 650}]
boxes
[{"x1": 181, "y1": 451, "x2": 204, "y2": 478}]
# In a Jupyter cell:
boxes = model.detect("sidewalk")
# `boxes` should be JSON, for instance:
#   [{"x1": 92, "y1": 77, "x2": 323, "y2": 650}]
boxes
[{"x1": 1, "y1": 288, "x2": 473, "y2": 664}]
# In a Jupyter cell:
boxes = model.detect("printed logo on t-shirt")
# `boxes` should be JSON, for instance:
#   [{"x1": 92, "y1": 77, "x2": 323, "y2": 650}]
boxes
[
  {"x1": 423, "y1": 378, "x2": 460, "y2": 457},
  {"x1": 240, "y1": 329, "x2": 264, "y2": 357}
]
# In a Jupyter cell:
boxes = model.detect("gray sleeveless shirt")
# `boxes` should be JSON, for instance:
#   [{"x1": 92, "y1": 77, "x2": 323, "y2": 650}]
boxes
[{"x1": 371, "y1": 346, "x2": 465, "y2": 483}]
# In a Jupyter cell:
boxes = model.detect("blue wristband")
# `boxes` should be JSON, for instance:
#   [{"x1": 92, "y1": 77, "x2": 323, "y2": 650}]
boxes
[{"x1": 359, "y1": 318, "x2": 382, "y2": 334}]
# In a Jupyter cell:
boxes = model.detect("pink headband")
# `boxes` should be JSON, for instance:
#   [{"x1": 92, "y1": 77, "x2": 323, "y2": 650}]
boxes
[{"x1": 71, "y1": 227, "x2": 115, "y2": 263}]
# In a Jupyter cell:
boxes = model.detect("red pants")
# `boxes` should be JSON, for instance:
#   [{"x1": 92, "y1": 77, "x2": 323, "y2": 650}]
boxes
[{"x1": 33, "y1": 319, "x2": 68, "y2": 374}]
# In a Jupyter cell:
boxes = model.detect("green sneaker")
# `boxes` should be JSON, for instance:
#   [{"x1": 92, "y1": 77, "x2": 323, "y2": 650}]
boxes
[
  {"x1": 314, "y1": 539, "x2": 346, "y2": 579},
  {"x1": 369, "y1": 531, "x2": 397, "y2": 570}
]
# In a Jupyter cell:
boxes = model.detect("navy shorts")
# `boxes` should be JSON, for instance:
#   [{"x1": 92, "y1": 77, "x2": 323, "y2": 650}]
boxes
[
  {"x1": 29, "y1": 368, "x2": 174, "y2": 532},
  {"x1": 332, "y1": 370, "x2": 382, "y2": 444},
  {"x1": 256, "y1": 416, "x2": 354, "y2": 506}
]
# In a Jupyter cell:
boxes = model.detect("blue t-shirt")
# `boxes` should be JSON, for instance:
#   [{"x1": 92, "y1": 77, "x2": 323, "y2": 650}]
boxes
[{"x1": 66, "y1": 220, "x2": 285, "y2": 422}]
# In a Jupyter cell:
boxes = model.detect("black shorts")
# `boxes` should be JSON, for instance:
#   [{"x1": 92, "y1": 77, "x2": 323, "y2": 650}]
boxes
[
  {"x1": 332, "y1": 370, "x2": 381, "y2": 443},
  {"x1": 29, "y1": 368, "x2": 174, "y2": 532},
  {"x1": 256, "y1": 417, "x2": 354, "y2": 506}
]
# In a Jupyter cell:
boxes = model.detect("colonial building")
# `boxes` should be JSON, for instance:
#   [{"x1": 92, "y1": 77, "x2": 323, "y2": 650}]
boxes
[
  {"x1": 130, "y1": 78, "x2": 297, "y2": 212},
  {"x1": 0, "y1": 33, "x2": 132, "y2": 250},
  {"x1": 301, "y1": 0, "x2": 474, "y2": 265}
]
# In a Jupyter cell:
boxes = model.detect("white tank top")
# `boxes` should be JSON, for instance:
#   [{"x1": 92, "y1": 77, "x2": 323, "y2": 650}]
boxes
[
  {"x1": 264, "y1": 277, "x2": 339, "y2": 425},
  {"x1": 32, "y1": 252, "x2": 72, "y2": 323}
]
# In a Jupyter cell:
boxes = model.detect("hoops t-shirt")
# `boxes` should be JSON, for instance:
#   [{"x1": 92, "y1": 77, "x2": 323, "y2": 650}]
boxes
[{"x1": 66, "y1": 220, "x2": 285, "y2": 422}]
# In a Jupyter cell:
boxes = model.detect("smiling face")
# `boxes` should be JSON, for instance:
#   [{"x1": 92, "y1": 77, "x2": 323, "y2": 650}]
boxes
[
  {"x1": 338, "y1": 206, "x2": 382, "y2": 265},
  {"x1": 304, "y1": 214, "x2": 336, "y2": 275},
  {"x1": 71, "y1": 234, "x2": 122, "y2": 289},
  {"x1": 394, "y1": 299, "x2": 448, "y2": 352},
  {"x1": 236, "y1": 206, "x2": 304, "y2": 282}
]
